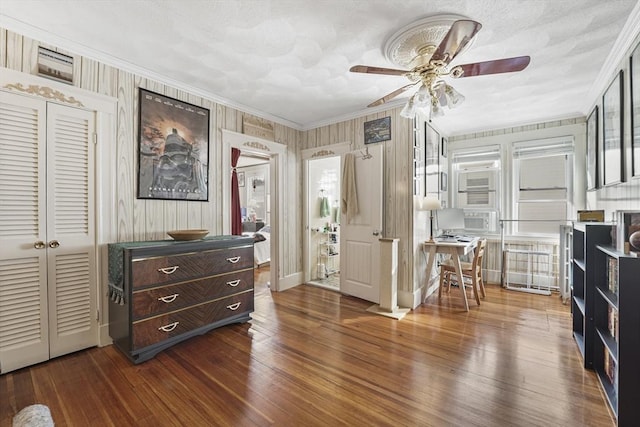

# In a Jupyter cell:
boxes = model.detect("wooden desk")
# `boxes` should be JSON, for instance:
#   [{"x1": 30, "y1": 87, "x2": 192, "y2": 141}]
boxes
[{"x1": 422, "y1": 238, "x2": 479, "y2": 311}]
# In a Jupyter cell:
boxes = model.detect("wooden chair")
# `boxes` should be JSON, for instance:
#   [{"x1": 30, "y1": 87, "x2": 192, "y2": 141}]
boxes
[{"x1": 439, "y1": 239, "x2": 487, "y2": 305}]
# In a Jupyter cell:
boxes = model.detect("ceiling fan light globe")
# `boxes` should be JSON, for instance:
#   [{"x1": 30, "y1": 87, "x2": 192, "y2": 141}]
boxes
[
  {"x1": 444, "y1": 84, "x2": 465, "y2": 108},
  {"x1": 415, "y1": 85, "x2": 430, "y2": 105},
  {"x1": 400, "y1": 97, "x2": 417, "y2": 118},
  {"x1": 431, "y1": 99, "x2": 444, "y2": 118}
]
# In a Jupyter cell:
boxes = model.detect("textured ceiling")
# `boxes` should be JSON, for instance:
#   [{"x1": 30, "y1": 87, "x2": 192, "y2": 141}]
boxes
[{"x1": 1, "y1": 0, "x2": 638, "y2": 135}]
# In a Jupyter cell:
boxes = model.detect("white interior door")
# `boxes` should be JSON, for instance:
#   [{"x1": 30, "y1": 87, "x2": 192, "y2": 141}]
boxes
[
  {"x1": 46, "y1": 103, "x2": 97, "y2": 358},
  {"x1": 340, "y1": 144, "x2": 384, "y2": 303},
  {"x1": 0, "y1": 91, "x2": 97, "y2": 373},
  {"x1": 0, "y1": 91, "x2": 50, "y2": 372}
]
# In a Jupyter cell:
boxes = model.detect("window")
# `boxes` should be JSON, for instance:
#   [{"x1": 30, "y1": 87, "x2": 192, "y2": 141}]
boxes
[
  {"x1": 451, "y1": 146, "x2": 501, "y2": 232},
  {"x1": 512, "y1": 137, "x2": 574, "y2": 235}
]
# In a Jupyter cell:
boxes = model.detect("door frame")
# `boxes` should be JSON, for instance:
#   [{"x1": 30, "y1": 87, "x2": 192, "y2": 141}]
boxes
[
  {"x1": 301, "y1": 142, "x2": 351, "y2": 285},
  {"x1": 221, "y1": 129, "x2": 286, "y2": 291}
]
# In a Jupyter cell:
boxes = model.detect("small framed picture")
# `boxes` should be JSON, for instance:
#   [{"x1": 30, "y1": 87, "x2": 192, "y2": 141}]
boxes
[
  {"x1": 364, "y1": 116, "x2": 391, "y2": 144},
  {"x1": 237, "y1": 171, "x2": 245, "y2": 187}
]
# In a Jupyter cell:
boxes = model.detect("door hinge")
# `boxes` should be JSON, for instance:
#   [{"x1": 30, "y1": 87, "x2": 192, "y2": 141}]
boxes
[
  {"x1": 93, "y1": 133, "x2": 97, "y2": 145},
  {"x1": 96, "y1": 310, "x2": 100, "y2": 321}
]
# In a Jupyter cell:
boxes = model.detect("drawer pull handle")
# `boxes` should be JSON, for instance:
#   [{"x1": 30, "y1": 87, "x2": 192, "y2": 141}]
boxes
[
  {"x1": 226, "y1": 302, "x2": 241, "y2": 311},
  {"x1": 158, "y1": 293, "x2": 179, "y2": 303},
  {"x1": 226, "y1": 256, "x2": 241, "y2": 263},
  {"x1": 158, "y1": 321, "x2": 179, "y2": 332},
  {"x1": 226, "y1": 280, "x2": 241, "y2": 287},
  {"x1": 158, "y1": 266, "x2": 179, "y2": 274}
]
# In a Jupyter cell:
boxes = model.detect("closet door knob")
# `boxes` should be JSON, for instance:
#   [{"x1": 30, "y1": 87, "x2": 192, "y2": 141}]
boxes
[
  {"x1": 34, "y1": 241, "x2": 46, "y2": 249},
  {"x1": 49, "y1": 240, "x2": 60, "y2": 248}
]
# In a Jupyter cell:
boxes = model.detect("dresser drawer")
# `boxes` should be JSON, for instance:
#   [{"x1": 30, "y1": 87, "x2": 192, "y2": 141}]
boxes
[
  {"x1": 131, "y1": 291, "x2": 254, "y2": 350},
  {"x1": 131, "y1": 246, "x2": 253, "y2": 289},
  {"x1": 131, "y1": 269, "x2": 253, "y2": 320}
]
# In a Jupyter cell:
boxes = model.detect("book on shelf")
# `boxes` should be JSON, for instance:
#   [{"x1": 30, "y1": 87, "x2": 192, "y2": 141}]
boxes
[
  {"x1": 607, "y1": 258, "x2": 618, "y2": 294},
  {"x1": 607, "y1": 305, "x2": 619, "y2": 342},
  {"x1": 604, "y1": 348, "x2": 617, "y2": 387}
]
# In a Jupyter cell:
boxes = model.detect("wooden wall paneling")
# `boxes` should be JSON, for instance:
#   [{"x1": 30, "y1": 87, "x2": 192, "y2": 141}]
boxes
[
  {"x1": 337, "y1": 121, "x2": 346, "y2": 144},
  {"x1": 291, "y1": 126, "x2": 303, "y2": 272},
  {"x1": 200, "y1": 99, "x2": 215, "y2": 233},
  {"x1": 396, "y1": 112, "x2": 413, "y2": 293},
  {"x1": 0, "y1": 28, "x2": 6, "y2": 67},
  {"x1": 79, "y1": 56, "x2": 99, "y2": 93},
  {"x1": 116, "y1": 69, "x2": 136, "y2": 242},
  {"x1": 328, "y1": 122, "x2": 339, "y2": 145},
  {"x1": 97, "y1": 63, "x2": 118, "y2": 98},
  {"x1": 286, "y1": 146, "x2": 299, "y2": 274},
  {"x1": 214, "y1": 104, "x2": 226, "y2": 234},
  {"x1": 5, "y1": 32, "x2": 22, "y2": 71},
  {"x1": 19, "y1": 35, "x2": 38, "y2": 74},
  {"x1": 302, "y1": 128, "x2": 313, "y2": 150}
]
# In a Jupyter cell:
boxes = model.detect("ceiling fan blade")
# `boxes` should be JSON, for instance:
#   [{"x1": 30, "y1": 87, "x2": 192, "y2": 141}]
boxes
[
  {"x1": 455, "y1": 56, "x2": 531, "y2": 77},
  {"x1": 432, "y1": 20, "x2": 482, "y2": 64},
  {"x1": 367, "y1": 83, "x2": 419, "y2": 107},
  {"x1": 350, "y1": 65, "x2": 408, "y2": 76}
]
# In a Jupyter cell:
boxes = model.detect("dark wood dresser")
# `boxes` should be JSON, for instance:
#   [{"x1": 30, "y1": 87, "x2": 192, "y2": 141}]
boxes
[{"x1": 108, "y1": 236, "x2": 254, "y2": 363}]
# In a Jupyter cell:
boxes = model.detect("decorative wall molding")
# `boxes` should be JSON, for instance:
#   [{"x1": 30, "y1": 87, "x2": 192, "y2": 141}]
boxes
[
  {"x1": 3, "y1": 82, "x2": 84, "y2": 107},
  {"x1": 243, "y1": 141, "x2": 271, "y2": 152},
  {"x1": 311, "y1": 149, "x2": 336, "y2": 158},
  {"x1": 0, "y1": 67, "x2": 117, "y2": 113}
]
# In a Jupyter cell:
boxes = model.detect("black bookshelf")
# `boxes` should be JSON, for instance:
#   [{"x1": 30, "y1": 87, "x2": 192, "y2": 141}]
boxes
[
  {"x1": 593, "y1": 245, "x2": 640, "y2": 425},
  {"x1": 570, "y1": 222, "x2": 613, "y2": 368}
]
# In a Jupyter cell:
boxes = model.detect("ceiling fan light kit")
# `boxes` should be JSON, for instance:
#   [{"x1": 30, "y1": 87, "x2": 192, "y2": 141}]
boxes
[{"x1": 351, "y1": 14, "x2": 530, "y2": 120}]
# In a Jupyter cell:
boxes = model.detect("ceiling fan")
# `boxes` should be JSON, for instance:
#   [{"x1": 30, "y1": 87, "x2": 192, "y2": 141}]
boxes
[{"x1": 350, "y1": 15, "x2": 530, "y2": 118}]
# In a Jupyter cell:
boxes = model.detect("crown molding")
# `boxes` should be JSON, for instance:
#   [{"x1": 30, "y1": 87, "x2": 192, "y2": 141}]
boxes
[
  {"x1": 301, "y1": 99, "x2": 407, "y2": 131},
  {"x1": 0, "y1": 14, "x2": 304, "y2": 131}
]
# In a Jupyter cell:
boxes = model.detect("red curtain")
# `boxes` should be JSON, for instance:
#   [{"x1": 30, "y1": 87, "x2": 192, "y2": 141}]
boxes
[{"x1": 231, "y1": 148, "x2": 242, "y2": 235}]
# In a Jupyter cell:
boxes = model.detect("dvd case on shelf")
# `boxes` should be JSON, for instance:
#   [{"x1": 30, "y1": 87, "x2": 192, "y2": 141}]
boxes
[
  {"x1": 607, "y1": 305, "x2": 619, "y2": 342},
  {"x1": 608, "y1": 257, "x2": 619, "y2": 294}
]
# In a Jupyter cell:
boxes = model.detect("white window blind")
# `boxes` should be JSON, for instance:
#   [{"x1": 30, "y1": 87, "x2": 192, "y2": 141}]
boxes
[{"x1": 513, "y1": 137, "x2": 574, "y2": 235}]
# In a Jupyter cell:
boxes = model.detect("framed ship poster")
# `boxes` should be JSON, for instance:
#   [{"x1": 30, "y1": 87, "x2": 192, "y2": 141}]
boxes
[{"x1": 137, "y1": 88, "x2": 210, "y2": 201}]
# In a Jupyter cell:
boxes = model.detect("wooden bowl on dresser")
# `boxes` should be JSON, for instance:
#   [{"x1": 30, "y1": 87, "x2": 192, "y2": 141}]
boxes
[{"x1": 167, "y1": 229, "x2": 209, "y2": 241}]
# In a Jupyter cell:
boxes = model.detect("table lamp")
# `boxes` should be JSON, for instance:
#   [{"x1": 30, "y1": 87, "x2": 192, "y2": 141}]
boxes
[{"x1": 421, "y1": 197, "x2": 442, "y2": 242}]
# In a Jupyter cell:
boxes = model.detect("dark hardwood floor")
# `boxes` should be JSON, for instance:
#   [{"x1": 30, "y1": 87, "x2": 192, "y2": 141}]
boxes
[{"x1": 1, "y1": 270, "x2": 614, "y2": 426}]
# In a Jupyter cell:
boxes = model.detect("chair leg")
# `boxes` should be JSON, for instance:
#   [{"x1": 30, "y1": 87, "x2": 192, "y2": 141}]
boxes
[
  {"x1": 471, "y1": 276, "x2": 481, "y2": 305},
  {"x1": 478, "y1": 275, "x2": 486, "y2": 298},
  {"x1": 445, "y1": 271, "x2": 453, "y2": 293},
  {"x1": 438, "y1": 270, "x2": 445, "y2": 298}
]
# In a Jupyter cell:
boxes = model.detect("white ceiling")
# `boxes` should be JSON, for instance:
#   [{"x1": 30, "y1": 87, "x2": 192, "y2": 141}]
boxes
[{"x1": 1, "y1": 0, "x2": 639, "y2": 136}]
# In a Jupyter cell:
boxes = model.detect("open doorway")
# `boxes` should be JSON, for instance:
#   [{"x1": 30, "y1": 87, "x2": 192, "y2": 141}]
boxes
[
  {"x1": 237, "y1": 153, "x2": 271, "y2": 289},
  {"x1": 305, "y1": 155, "x2": 341, "y2": 291}
]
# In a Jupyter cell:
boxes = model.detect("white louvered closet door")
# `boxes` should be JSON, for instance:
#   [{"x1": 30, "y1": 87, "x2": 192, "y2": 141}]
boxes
[
  {"x1": 0, "y1": 91, "x2": 49, "y2": 372},
  {"x1": 46, "y1": 103, "x2": 97, "y2": 359},
  {"x1": 0, "y1": 91, "x2": 97, "y2": 373}
]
